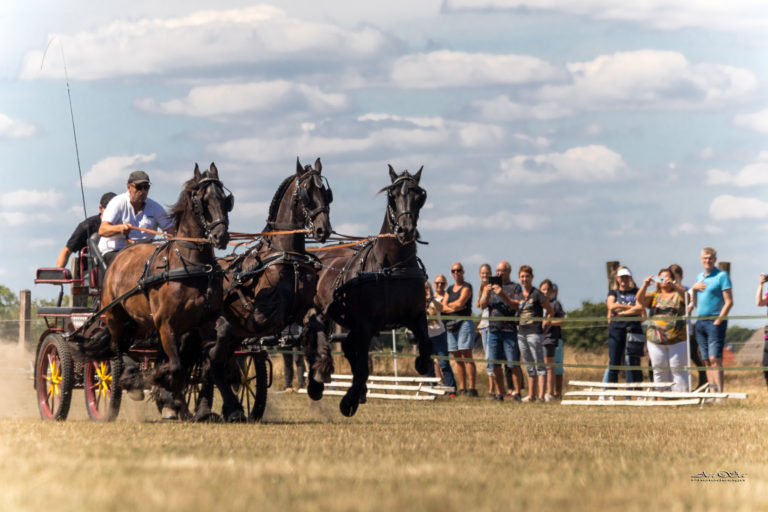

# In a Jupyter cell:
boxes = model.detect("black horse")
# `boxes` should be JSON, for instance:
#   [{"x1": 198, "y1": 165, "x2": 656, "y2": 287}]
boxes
[
  {"x1": 207, "y1": 158, "x2": 333, "y2": 421},
  {"x1": 303, "y1": 165, "x2": 431, "y2": 417}
]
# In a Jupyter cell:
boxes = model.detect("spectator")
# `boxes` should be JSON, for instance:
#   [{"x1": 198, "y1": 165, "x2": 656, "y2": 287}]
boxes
[
  {"x1": 636, "y1": 268, "x2": 689, "y2": 391},
  {"x1": 755, "y1": 273, "x2": 768, "y2": 390},
  {"x1": 476, "y1": 264, "x2": 496, "y2": 397},
  {"x1": 280, "y1": 324, "x2": 305, "y2": 392},
  {"x1": 669, "y1": 263, "x2": 706, "y2": 388},
  {"x1": 517, "y1": 265, "x2": 554, "y2": 402},
  {"x1": 478, "y1": 260, "x2": 522, "y2": 401},
  {"x1": 98, "y1": 170, "x2": 175, "y2": 265},
  {"x1": 541, "y1": 280, "x2": 565, "y2": 400},
  {"x1": 605, "y1": 266, "x2": 645, "y2": 386},
  {"x1": 442, "y1": 262, "x2": 477, "y2": 397},
  {"x1": 426, "y1": 279, "x2": 456, "y2": 394},
  {"x1": 692, "y1": 247, "x2": 733, "y2": 394},
  {"x1": 56, "y1": 192, "x2": 116, "y2": 268}
]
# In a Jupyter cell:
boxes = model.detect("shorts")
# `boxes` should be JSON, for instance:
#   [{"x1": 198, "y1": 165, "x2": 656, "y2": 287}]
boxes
[
  {"x1": 695, "y1": 319, "x2": 727, "y2": 360},
  {"x1": 447, "y1": 320, "x2": 475, "y2": 353},
  {"x1": 486, "y1": 330, "x2": 515, "y2": 370}
]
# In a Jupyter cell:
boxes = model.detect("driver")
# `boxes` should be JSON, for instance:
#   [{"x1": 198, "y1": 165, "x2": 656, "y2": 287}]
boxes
[{"x1": 98, "y1": 170, "x2": 175, "y2": 265}]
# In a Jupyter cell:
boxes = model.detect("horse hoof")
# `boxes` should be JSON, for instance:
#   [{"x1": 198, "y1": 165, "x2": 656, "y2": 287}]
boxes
[
  {"x1": 161, "y1": 407, "x2": 179, "y2": 421},
  {"x1": 414, "y1": 356, "x2": 430, "y2": 376},
  {"x1": 307, "y1": 380, "x2": 324, "y2": 401},
  {"x1": 339, "y1": 398, "x2": 358, "y2": 417},
  {"x1": 227, "y1": 409, "x2": 247, "y2": 423}
]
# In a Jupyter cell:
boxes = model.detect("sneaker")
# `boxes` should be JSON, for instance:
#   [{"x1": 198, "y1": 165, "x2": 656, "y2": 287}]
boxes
[
  {"x1": 521, "y1": 395, "x2": 535, "y2": 403},
  {"x1": 511, "y1": 393, "x2": 522, "y2": 402},
  {"x1": 494, "y1": 394, "x2": 504, "y2": 401},
  {"x1": 467, "y1": 389, "x2": 479, "y2": 397},
  {"x1": 544, "y1": 393, "x2": 555, "y2": 402}
]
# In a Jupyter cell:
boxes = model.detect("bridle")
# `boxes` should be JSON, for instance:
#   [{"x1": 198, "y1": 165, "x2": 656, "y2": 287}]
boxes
[
  {"x1": 384, "y1": 174, "x2": 426, "y2": 244},
  {"x1": 267, "y1": 167, "x2": 332, "y2": 232},
  {"x1": 190, "y1": 176, "x2": 234, "y2": 242}
]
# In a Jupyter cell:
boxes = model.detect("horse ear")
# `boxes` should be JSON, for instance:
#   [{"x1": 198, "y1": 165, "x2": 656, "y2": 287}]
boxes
[
  {"x1": 194, "y1": 163, "x2": 202, "y2": 181},
  {"x1": 413, "y1": 166, "x2": 423, "y2": 183},
  {"x1": 209, "y1": 162, "x2": 218, "y2": 178},
  {"x1": 388, "y1": 164, "x2": 397, "y2": 182},
  {"x1": 296, "y1": 157, "x2": 303, "y2": 175},
  {"x1": 314, "y1": 158, "x2": 322, "y2": 173}
]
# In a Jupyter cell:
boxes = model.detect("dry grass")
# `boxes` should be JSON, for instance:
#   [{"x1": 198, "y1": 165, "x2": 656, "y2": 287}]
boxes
[{"x1": 1, "y1": 342, "x2": 766, "y2": 512}]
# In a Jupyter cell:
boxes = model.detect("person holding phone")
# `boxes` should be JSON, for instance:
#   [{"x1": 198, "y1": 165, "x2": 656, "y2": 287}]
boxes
[
  {"x1": 478, "y1": 261, "x2": 523, "y2": 401},
  {"x1": 443, "y1": 263, "x2": 477, "y2": 396}
]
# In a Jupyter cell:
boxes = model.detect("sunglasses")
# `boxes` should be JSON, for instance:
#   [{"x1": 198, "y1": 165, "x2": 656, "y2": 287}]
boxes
[
  {"x1": 451, "y1": 269, "x2": 463, "y2": 274},
  {"x1": 435, "y1": 281, "x2": 446, "y2": 285},
  {"x1": 132, "y1": 183, "x2": 150, "y2": 191}
]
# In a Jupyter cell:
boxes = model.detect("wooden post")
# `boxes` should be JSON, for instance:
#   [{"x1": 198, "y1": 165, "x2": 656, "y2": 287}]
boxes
[
  {"x1": 717, "y1": 261, "x2": 730, "y2": 275},
  {"x1": 606, "y1": 261, "x2": 619, "y2": 289},
  {"x1": 19, "y1": 290, "x2": 31, "y2": 348}
]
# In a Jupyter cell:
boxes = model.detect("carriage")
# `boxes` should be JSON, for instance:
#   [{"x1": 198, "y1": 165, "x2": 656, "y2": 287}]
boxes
[{"x1": 32, "y1": 239, "x2": 272, "y2": 422}]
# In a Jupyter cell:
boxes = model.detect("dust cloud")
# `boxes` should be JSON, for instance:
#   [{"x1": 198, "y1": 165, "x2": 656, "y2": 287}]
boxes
[{"x1": 0, "y1": 340, "x2": 38, "y2": 418}]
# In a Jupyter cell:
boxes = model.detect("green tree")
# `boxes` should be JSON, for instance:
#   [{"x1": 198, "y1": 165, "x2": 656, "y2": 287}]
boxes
[
  {"x1": 725, "y1": 325, "x2": 756, "y2": 352},
  {"x1": 564, "y1": 300, "x2": 608, "y2": 351}
]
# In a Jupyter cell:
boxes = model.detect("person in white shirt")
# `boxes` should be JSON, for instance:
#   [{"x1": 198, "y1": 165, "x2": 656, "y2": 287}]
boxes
[{"x1": 98, "y1": 170, "x2": 174, "y2": 265}]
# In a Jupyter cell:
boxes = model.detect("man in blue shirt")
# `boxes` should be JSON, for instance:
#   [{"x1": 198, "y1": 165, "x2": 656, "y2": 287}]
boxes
[{"x1": 692, "y1": 247, "x2": 733, "y2": 394}]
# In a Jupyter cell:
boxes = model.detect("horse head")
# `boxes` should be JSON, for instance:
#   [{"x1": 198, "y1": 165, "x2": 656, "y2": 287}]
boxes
[
  {"x1": 381, "y1": 164, "x2": 426, "y2": 244},
  {"x1": 293, "y1": 157, "x2": 333, "y2": 243},
  {"x1": 189, "y1": 162, "x2": 232, "y2": 249}
]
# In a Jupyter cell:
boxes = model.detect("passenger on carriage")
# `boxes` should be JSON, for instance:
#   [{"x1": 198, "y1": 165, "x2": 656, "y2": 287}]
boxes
[
  {"x1": 55, "y1": 192, "x2": 116, "y2": 268},
  {"x1": 98, "y1": 170, "x2": 175, "y2": 265}
]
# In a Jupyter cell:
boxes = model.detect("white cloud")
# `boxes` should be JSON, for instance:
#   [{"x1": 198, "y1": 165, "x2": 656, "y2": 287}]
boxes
[
  {"x1": 358, "y1": 113, "x2": 445, "y2": 129},
  {"x1": 671, "y1": 222, "x2": 723, "y2": 235},
  {"x1": 230, "y1": 201, "x2": 270, "y2": 220},
  {"x1": 23, "y1": 7, "x2": 391, "y2": 81},
  {"x1": 709, "y1": 195, "x2": 768, "y2": 220},
  {"x1": 706, "y1": 152, "x2": 768, "y2": 187},
  {"x1": 136, "y1": 81, "x2": 347, "y2": 117},
  {"x1": 733, "y1": 107, "x2": 768, "y2": 133},
  {"x1": 447, "y1": 184, "x2": 478, "y2": 194},
  {"x1": 0, "y1": 112, "x2": 37, "y2": 138},
  {"x1": 698, "y1": 146, "x2": 715, "y2": 159},
  {"x1": 444, "y1": 1, "x2": 768, "y2": 32},
  {"x1": 473, "y1": 95, "x2": 572, "y2": 121},
  {"x1": 333, "y1": 223, "x2": 369, "y2": 236},
  {"x1": 27, "y1": 238, "x2": 55, "y2": 249},
  {"x1": 421, "y1": 210, "x2": 549, "y2": 231},
  {"x1": 538, "y1": 50, "x2": 756, "y2": 110},
  {"x1": 0, "y1": 212, "x2": 53, "y2": 226},
  {"x1": 0, "y1": 189, "x2": 63, "y2": 209},
  {"x1": 390, "y1": 50, "x2": 563, "y2": 88},
  {"x1": 496, "y1": 145, "x2": 628, "y2": 185},
  {"x1": 82, "y1": 154, "x2": 157, "y2": 188}
]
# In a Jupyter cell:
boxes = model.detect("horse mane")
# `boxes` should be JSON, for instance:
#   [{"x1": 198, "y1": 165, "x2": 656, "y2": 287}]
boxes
[
  {"x1": 266, "y1": 173, "x2": 297, "y2": 223},
  {"x1": 168, "y1": 174, "x2": 203, "y2": 229}
]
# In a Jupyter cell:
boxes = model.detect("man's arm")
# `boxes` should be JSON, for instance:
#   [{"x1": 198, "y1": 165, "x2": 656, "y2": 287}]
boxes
[
  {"x1": 55, "y1": 247, "x2": 71, "y2": 268},
  {"x1": 99, "y1": 220, "x2": 133, "y2": 237},
  {"x1": 714, "y1": 288, "x2": 733, "y2": 326}
]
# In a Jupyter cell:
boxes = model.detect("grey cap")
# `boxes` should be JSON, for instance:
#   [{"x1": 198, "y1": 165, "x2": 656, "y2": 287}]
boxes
[
  {"x1": 99, "y1": 192, "x2": 117, "y2": 208},
  {"x1": 127, "y1": 170, "x2": 151, "y2": 184}
]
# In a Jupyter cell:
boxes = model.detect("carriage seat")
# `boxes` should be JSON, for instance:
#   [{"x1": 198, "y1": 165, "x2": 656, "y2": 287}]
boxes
[{"x1": 85, "y1": 232, "x2": 107, "y2": 290}]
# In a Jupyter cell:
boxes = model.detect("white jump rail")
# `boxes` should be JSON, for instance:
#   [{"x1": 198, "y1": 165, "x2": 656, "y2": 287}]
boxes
[
  {"x1": 299, "y1": 373, "x2": 451, "y2": 401},
  {"x1": 562, "y1": 380, "x2": 747, "y2": 407}
]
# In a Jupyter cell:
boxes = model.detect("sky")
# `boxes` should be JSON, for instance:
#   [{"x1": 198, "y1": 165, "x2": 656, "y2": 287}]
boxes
[{"x1": 1, "y1": 1, "x2": 768, "y2": 325}]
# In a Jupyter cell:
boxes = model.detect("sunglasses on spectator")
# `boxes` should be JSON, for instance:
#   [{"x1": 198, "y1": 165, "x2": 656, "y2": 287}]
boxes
[
  {"x1": 451, "y1": 269, "x2": 463, "y2": 273},
  {"x1": 435, "y1": 281, "x2": 446, "y2": 285},
  {"x1": 132, "y1": 183, "x2": 150, "y2": 191}
]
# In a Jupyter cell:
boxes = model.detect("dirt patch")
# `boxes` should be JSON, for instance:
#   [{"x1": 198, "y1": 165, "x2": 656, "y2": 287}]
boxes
[{"x1": 0, "y1": 340, "x2": 38, "y2": 418}]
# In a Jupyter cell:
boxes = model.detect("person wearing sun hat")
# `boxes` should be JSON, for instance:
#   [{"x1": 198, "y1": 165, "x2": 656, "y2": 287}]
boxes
[{"x1": 98, "y1": 170, "x2": 174, "y2": 265}]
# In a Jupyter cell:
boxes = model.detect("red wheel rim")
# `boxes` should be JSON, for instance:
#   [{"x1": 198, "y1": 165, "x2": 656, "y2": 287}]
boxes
[{"x1": 37, "y1": 343, "x2": 62, "y2": 419}]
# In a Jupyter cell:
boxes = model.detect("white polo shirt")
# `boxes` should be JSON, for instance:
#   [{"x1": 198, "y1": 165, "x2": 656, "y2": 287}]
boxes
[{"x1": 98, "y1": 192, "x2": 174, "y2": 253}]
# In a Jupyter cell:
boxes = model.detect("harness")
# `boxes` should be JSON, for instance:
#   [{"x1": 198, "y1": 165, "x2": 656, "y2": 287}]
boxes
[{"x1": 265, "y1": 169, "x2": 331, "y2": 232}]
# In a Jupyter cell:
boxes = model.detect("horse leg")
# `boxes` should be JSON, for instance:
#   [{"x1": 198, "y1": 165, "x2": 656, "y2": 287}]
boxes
[
  {"x1": 303, "y1": 311, "x2": 332, "y2": 400},
  {"x1": 210, "y1": 317, "x2": 245, "y2": 422},
  {"x1": 339, "y1": 329, "x2": 370, "y2": 417},
  {"x1": 409, "y1": 314, "x2": 433, "y2": 376},
  {"x1": 155, "y1": 324, "x2": 185, "y2": 420}
]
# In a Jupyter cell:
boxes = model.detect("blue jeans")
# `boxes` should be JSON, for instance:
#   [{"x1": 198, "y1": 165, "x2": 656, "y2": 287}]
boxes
[
  {"x1": 447, "y1": 320, "x2": 475, "y2": 352},
  {"x1": 486, "y1": 330, "x2": 515, "y2": 372},
  {"x1": 606, "y1": 326, "x2": 644, "y2": 384},
  {"x1": 480, "y1": 328, "x2": 493, "y2": 376},
  {"x1": 427, "y1": 331, "x2": 455, "y2": 390},
  {"x1": 554, "y1": 339, "x2": 564, "y2": 376},
  {"x1": 695, "y1": 319, "x2": 727, "y2": 359}
]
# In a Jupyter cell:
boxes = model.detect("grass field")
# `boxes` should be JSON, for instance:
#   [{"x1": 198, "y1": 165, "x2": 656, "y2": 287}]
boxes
[{"x1": 1, "y1": 343, "x2": 766, "y2": 512}]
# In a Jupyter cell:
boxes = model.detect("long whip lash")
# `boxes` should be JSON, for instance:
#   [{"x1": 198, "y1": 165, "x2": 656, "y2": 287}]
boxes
[{"x1": 41, "y1": 37, "x2": 88, "y2": 222}]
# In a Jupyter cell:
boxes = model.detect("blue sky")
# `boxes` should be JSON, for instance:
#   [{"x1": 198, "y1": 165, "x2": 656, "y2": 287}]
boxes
[{"x1": 2, "y1": 1, "x2": 768, "y2": 325}]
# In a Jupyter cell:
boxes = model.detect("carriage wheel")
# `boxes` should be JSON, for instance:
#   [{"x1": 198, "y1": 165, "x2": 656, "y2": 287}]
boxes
[
  {"x1": 184, "y1": 360, "x2": 214, "y2": 418},
  {"x1": 84, "y1": 356, "x2": 123, "y2": 422},
  {"x1": 235, "y1": 353, "x2": 269, "y2": 422},
  {"x1": 35, "y1": 333, "x2": 74, "y2": 421}
]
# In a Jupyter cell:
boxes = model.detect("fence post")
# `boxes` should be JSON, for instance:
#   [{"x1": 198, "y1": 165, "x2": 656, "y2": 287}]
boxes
[
  {"x1": 19, "y1": 289, "x2": 31, "y2": 349},
  {"x1": 606, "y1": 261, "x2": 619, "y2": 288},
  {"x1": 717, "y1": 261, "x2": 730, "y2": 275}
]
